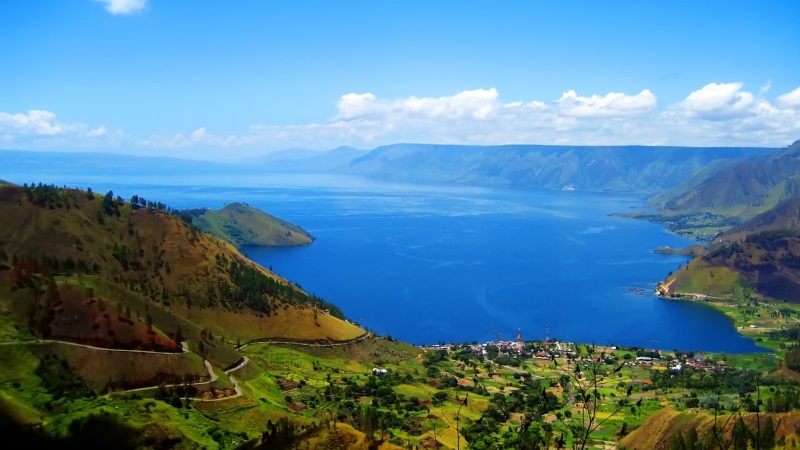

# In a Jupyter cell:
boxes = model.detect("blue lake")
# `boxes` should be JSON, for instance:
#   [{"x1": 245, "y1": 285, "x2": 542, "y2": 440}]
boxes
[{"x1": 6, "y1": 172, "x2": 766, "y2": 353}]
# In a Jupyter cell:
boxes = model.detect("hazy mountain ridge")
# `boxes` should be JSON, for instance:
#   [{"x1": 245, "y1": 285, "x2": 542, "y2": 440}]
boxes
[
  {"x1": 0, "y1": 149, "x2": 229, "y2": 176},
  {"x1": 243, "y1": 146, "x2": 368, "y2": 172},
  {"x1": 345, "y1": 143, "x2": 777, "y2": 193},
  {"x1": 3, "y1": 145, "x2": 779, "y2": 196}
]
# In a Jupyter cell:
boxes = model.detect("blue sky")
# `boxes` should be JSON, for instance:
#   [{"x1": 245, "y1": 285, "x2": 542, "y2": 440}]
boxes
[{"x1": 1, "y1": 0, "x2": 798, "y2": 160}]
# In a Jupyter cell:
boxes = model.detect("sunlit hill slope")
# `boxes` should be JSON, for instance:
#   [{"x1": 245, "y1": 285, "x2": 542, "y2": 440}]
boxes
[
  {"x1": 186, "y1": 202, "x2": 314, "y2": 248},
  {"x1": 0, "y1": 183, "x2": 363, "y2": 363},
  {"x1": 658, "y1": 196, "x2": 800, "y2": 303},
  {"x1": 656, "y1": 140, "x2": 800, "y2": 219}
]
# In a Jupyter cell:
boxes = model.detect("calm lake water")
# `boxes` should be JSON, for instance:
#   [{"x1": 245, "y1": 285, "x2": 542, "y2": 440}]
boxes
[{"x1": 7, "y1": 172, "x2": 766, "y2": 353}]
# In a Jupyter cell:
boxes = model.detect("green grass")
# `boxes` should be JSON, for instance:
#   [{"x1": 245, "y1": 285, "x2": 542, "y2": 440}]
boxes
[
  {"x1": 0, "y1": 343, "x2": 51, "y2": 407},
  {"x1": 190, "y1": 202, "x2": 313, "y2": 248},
  {"x1": 673, "y1": 264, "x2": 739, "y2": 296}
]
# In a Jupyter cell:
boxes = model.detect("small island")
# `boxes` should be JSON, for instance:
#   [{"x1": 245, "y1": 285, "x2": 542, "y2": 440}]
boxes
[{"x1": 185, "y1": 202, "x2": 314, "y2": 248}]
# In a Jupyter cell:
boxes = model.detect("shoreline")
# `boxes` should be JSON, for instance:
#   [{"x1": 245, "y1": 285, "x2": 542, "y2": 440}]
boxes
[{"x1": 656, "y1": 291, "x2": 777, "y2": 355}]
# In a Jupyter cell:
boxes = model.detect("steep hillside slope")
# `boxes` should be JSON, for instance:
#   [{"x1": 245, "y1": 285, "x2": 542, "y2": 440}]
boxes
[
  {"x1": 647, "y1": 158, "x2": 742, "y2": 207},
  {"x1": 659, "y1": 140, "x2": 800, "y2": 216},
  {"x1": 657, "y1": 196, "x2": 800, "y2": 302},
  {"x1": 186, "y1": 202, "x2": 314, "y2": 248},
  {"x1": 660, "y1": 230, "x2": 800, "y2": 302},
  {"x1": 720, "y1": 197, "x2": 800, "y2": 243},
  {"x1": 0, "y1": 184, "x2": 361, "y2": 347},
  {"x1": 346, "y1": 144, "x2": 776, "y2": 193},
  {"x1": 620, "y1": 408, "x2": 800, "y2": 450}
]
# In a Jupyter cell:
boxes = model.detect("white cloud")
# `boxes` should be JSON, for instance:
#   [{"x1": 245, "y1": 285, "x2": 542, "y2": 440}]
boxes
[
  {"x1": 337, "y1": 88, "x2": 500, "y2": 121},
  {"x1": 93, "y1": 0, "x2": 148, "y2": 15},
  {"x1": 556, "y1": 89, "x2": 657, "y2": 117},
  {"x1": 0, "y1": 109, "x2": 115, "y2": 148},
  {"x1": 777, "y1": 86, "x2": 800, "y2": 108},
  {"x1": 673, "y1": 82, "x2": 756, "y2": 120},
  {"x1": 4, "y1": 83, "x2": 799, "y2": 159},
  {"x1": 190, "y1": 127, "x2": 207, "y2": 140},
  {"x1": 87, "y1": 125, "x2": 107, "y2": 137},
  {"x1": 0, "y1": 110, "x2": 83, "y2": 136}
]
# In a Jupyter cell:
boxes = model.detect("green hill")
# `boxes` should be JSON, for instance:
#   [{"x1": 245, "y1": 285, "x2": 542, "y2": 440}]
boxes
[
  {"x1": 0, "y1": 182, "x2": 376, "y2": 447},
  {"x1": 186, "y1": 202, "x2": 314, "y2": 248},
  {"x1": 629, "y1": 140, "x2": 800, "y2": 240},
  {"x1": 659, "y1": 196, "x2": 800, "y2": 301},
  {"x1": 658, "y1": 140, "x2": 800, "y2": 217},
  {"x1": 0, "y1": 183, "x2": 362, "y2": 359},
  {"x1": 720, "y1": 196, "x2": 800, "y2": 243},
  {"x1": 620, "y1": 407, "x2": 800, "y2": 450},
  {"x1": 664, "y1": 230, "x2": 800, "y2": 302}
]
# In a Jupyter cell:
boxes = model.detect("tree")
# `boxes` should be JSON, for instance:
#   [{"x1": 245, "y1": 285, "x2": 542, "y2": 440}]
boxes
[
  {"x1": 102, "y1": 190, "x2": 115, "y2": 215},
  {"x1": 732, "y1": 417, "x2": 751, "y2": 450},
  {"x1": 757, "y1": 415, "x2": 777, "y2": 449},
  {"x1": 710, "y1": 375, "x2": 742, "y2": 450},
  {"x1": 553, "y1": 355, "x2": 632, "y2": 450},
  {"x1": 454, "y1": 393, "x2": 469, "y2": 450}
]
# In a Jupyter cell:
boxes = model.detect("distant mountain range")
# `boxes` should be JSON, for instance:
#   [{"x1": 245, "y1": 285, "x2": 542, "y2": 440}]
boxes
[
  {"x1": 243, "y1": 146, "x2": 368, "y2": 172},
  {"x1": 1, "y1": 144, "x2": 778, "y2": 194},
  {"x1": 0, "y1": 149, "x2": 228, "y2": 177},
  {"x1": 343, "y1": 143, "x2": 777, "y2": 193}
]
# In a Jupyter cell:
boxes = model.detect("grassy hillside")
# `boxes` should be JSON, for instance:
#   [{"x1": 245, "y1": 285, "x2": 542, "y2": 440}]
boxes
[
  {"x1": 0, "y1": 183, "x2": 348, "y2": 322},
  {"x1": 647, "y1": 158, "x2": 743, "y2": 208},
  {"x1": 659, "y1": 194, "x2": 800, "y2": 304},
  {"x1": 627, "y1": 141, "x2": 800, "y2": 240},
  {"x1": 0, "y1": 182, "x2": 379, "y2": 448},
  {"x1": 660, "y1": 231, "x2": 800, "y2": 303},
  {"x1": 720, "y1": 196, "x2": 800, "y2": 243},
  {"x1": 0, "y1": 183, "x2": 363, "y2": 364},
  {"x1": 620, "y1": 407, "x2": 800, "y2": 450},
  {"x1": 659, "y1": 140, "x2": 800, "y2": 217},
  {"x1": 653, "y1": 195, "x2": 800, "y2": 359},
  {"x1": 187, "y1": 202, "x2": 314, "y2": 248}
]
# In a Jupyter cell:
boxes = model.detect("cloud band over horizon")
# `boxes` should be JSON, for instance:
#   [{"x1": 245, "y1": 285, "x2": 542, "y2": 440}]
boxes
[{"x1": 2, "y1": 82, "x2": 799, "y2": 160}]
